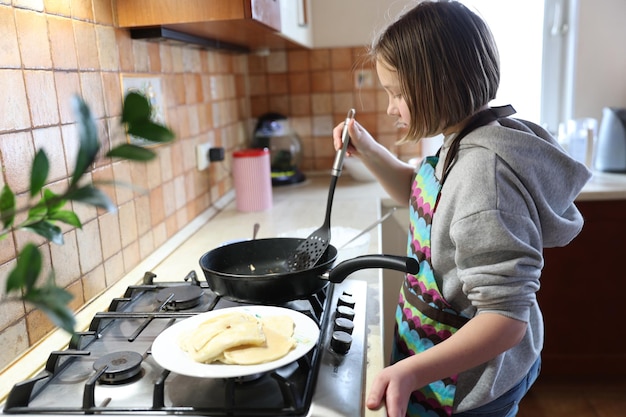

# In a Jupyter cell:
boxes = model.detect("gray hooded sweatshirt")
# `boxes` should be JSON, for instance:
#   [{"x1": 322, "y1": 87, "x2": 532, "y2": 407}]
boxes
[{"x1": 430, "y1": 117, "x2": 591, "y2": 412}]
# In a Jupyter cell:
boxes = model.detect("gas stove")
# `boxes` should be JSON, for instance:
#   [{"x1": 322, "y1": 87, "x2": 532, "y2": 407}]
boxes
[{"x1": 2, "y1": 270, "x2": 368, "y2": 417}]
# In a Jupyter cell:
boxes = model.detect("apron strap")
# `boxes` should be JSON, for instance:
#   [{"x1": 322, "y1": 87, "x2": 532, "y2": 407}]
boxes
[{"x1": 440, "y1": 105, "x2": 516, "y2": 185}]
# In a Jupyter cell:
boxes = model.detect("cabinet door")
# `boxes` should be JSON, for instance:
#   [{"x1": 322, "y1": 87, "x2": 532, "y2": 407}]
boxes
[
  {"x1": 252, "y1": 0, "x2": 281, "y2": 31},
  {"x1": 539, "y1": 200, "x2": 626, "y2": 377},
  {"x1": 279, "y1": 0, "x2": 312, "y2": 47},
  {"x1": 116, "y1": 0, "x2": 280, "y2": 30}
]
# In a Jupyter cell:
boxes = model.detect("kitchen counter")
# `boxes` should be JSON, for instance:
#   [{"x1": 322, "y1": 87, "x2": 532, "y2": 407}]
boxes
[
  {"x1": 575, "y1": 170, "x2": 626, "y2": 201},
  {"x1": 3, "y1": 169, "x2": 626, "y2": 408}
]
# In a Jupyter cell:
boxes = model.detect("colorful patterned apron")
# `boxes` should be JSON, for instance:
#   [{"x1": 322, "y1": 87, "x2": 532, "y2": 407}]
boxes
[{"x1": 391, "y1": 106, "x2": 516, "y2": 416}]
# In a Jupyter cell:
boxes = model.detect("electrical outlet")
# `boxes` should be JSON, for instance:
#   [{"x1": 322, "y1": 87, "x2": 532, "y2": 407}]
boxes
[{"x1": 196, "y1": 141, "x2": 213, "y2": 170}]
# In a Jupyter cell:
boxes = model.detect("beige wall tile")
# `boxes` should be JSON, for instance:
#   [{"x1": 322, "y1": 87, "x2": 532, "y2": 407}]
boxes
[
  {"x1": 0, "y1": 231, "x2": 16, "y2": 265},
  {"x1": 101, "y1": 72, "x2": 122, "y2": 116},
  {"x1": 81, "y1": 264, "x2": 106, "y2": 302},
  {"x1": 0, "y1": 319, "x2": 29, "y2": 370},
  {"x1": 73, "y1": 20, "x2": 99, "y2": 70},
  {"x1": 0, "y1": 131, "x2": 35, "y2": 194},
  {"x1": 310, "y1": 49, "x2": 330, "y2": 70},
  {"x1": 113, "y1": 160, "x2": 134, "y2": 204},
  {"x1": 287, "y1": 49, "x2": 309, "y2": 72},
  {"x1": 95, "y1": 25, "x2": 120, "y2": 71},
  {"x1": 133, "y1": 194, "x2": 152, "y2": 237},
  {"x1": 331, "y1": 48, "x2": 354, "y2": 70},
  {"x1": 25, "y1": 70, "x2": 60, "y2": 127},
  {"x1": 55, "y1": 71, "x2": 81, "y2": 124},
  {"x1": 138, "y1": 231, "x2": 155, "y2": 260},
  {"x1": 0, "y1": 70, "x2": 31, "y2": 131},
  {"x1": 98, "y1": 210, "x2": 122, "y2": 261},
  {"x1": 44, "y1": 0, "x2": 71, "y2": 16},
  {"x1": 48, "y1": 14, "x2": 78, "y2": 69},
  {"x1": 0, "y1": 259, "x2": 27, "y2": 330},
  {"x1": 149, "y1": 185, "x2": 165, "y2": 226},
  {"x1": 118, "y1": 200, "x2": 138, "y2": 248},
  {"x1": 0, "y1": 6, "x2": 21, "y2": 68},
  {"x1": 331, "y1": 69, "x2": 353, "y2": 92},
  {"x1": 79, "y1": 72, "x2": 106, "y2": 119},
  {"x1": 76, "y1": 217, "x2": 103, "y2": 274},
  {"x1": 103, "y1": 251, "x2": 124, "y2": 286},
  {"x1": 15, "y1": 8, "x2": 52, "y2": 69},
  {"x1": 266, "y1": 50, "x2": 287, "y2": 73},
  {"x1": 132, "y1": 41, "x2": 150, "y2": 73},
  {"x1": 267, "y1": 73, "x2": 288, "y2": 94},
  {"x1": 122, "y1": 241, "x2": 140, "y2": 272},
  {"x1": 32, "y1": 126, "x2": 68, "y2": 182},
  {"x1": 70, "y1": 0, "x2": 93, "y2": 21},
  {"x1": 50, "y1": 230, "x2": 81, "y2": 287},
  {"x1": 93, "y1": 0, "x2": 113, "y2": 25},
  {"x1": 162, "y1": 180, "x2": 177, "y2": 217}
]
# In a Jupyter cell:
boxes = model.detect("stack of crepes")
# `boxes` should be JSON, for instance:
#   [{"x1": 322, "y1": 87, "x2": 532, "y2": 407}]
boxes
[{"x1": 179, "y1": 311, "x2": 296, "y2": 365}]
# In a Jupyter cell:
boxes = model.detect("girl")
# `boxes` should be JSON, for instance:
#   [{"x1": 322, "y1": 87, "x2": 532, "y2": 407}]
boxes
[{"x1": 333, "y1": 2, "x2": 591, "y2": 416}]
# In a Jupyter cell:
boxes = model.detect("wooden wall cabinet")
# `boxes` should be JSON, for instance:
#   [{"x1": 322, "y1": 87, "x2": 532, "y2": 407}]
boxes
[
  {"x1": 114, "y1": 0, "x2": 303, "y2": 51},
  {"x1": 538, "y1": 199, "x2": 626, "y2": 377}
]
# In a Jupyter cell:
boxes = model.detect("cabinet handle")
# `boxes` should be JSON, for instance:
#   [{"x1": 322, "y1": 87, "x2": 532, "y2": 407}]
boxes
[
  {"x1": 297, "y1": 0, "x2": 308, "y2": 27},
  {"x1": 550, "y1": 0, "x2": 569, "y2": 36}
]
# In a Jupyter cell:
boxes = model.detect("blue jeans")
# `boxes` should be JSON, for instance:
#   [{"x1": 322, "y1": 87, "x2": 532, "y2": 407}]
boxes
[{"x1": 453, "y1": 357, "x2": 541, "y2": 417}]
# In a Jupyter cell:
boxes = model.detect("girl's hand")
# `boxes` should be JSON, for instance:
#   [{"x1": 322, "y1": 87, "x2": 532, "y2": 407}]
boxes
[
  {"x1": 332, "y1": 117, "x2": 376, "y2": 158},
  {"x1": 366, "y1": 361, "x2": 418, "y2": 417}
]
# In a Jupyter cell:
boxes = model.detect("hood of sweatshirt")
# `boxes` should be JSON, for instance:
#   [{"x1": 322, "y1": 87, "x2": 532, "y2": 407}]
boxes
[{"x1": 441, "y1": 117, "x2": 592, "y2": 248}]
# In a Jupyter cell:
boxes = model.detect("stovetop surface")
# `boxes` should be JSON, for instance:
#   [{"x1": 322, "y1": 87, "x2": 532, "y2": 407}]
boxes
[{"x1": 2, "y1": 271, "x2": 368, "y2": 417}]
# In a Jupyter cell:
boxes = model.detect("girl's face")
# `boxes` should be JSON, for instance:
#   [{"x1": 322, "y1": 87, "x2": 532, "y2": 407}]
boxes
[{"x1": 376, "y1": 59, "x2": 411, "y2": 130}]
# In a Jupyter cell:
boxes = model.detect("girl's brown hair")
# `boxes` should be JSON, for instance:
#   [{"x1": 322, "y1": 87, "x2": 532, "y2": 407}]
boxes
[{"x1": 371, "y1": 1, "x2": 500, "y2": 141}]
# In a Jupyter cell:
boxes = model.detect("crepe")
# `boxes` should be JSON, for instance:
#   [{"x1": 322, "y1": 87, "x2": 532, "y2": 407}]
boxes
[
  {"x1": 222, "y1": 315, "x2": 296, "y2": 365},
  {"x1": 179, "y1": 312, "x2": 265, "y2": 363},
  {"x1": 178, "y1": 312, "x2": 296, "y2": 365}
]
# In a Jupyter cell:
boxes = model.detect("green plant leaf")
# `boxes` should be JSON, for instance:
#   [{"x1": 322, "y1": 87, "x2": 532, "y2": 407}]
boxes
[
  {"x1": 48, "y1": 210, "x2": 82, "y2": 228},
  {"x1": 25, "y1": 201, "x2": 49, "y2": 225},
  {"x1": 25, "y1": 285, "x2": 75, "y2": 334},
  {"x1": 42, "y1": 189, "x2": 65, "y2": 212},
  {"x1": 30, "y1": 149, "x2": 50, "y2": 197},
  {"x1": 65, "y1": 185, "x2": 116, "y2": 212},
  {"x1": 127, "y1": 120, "x2": 175, "y2": 144},
  {"x1": 70, "y1": 95, "x2": 100, "y2": 187},
  {"x1": 122, "y1": 91, "x2": 151, "y2": 123},
  {"x1": 23, "y1": 220, "x2": 64, "y2": 245},
  {"x1": 6, "y1": 243, "x2": 41, "y2": 293},
  {"x1": 0, "y1": 184, "x2": 16, "y2": 229},
  {"x1": 107, "y1": 143, "x2": 156, "y2": 161}
]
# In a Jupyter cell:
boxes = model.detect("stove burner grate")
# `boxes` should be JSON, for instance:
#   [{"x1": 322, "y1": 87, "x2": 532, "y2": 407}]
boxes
[
  {"x1": 93, "y1": 351, "x2": 143, "y2": 384},
  {"x1": 155, "y1": 286, "x2": 203, "y2": 310}
]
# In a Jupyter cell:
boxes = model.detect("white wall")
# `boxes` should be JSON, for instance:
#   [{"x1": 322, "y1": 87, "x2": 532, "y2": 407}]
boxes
[
  {"x1": 569, "y1": 0, "x2": 626, "y2": 122},
  {"x1": 311, "y1": 0, "x2": 415, "y2": 48}
]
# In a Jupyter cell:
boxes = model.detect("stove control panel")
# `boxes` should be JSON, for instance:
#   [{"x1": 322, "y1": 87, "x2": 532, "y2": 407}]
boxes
[{"x1": 310, "y1": 278, "x2": 368, "y2": 416}]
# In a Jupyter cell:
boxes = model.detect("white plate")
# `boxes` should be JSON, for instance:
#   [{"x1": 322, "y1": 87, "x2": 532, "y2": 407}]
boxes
[{"x1": 151, "y1": 306, "x2": 320, "y2": 378}]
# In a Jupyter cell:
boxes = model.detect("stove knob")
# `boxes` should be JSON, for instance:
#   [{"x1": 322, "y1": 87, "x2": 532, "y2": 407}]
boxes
[
  {"x1": 336, "y1": 305, "x2": 355, "y2": 320},
  {"x1": 337, "y1": 294, "x2": 356, "y2": 308},
  {"x1": 333, "y1": 317, "x2": 355, "y2": 334},
  {"x1": 330, "y1": 330, "x2": 352, "y2": 354}
]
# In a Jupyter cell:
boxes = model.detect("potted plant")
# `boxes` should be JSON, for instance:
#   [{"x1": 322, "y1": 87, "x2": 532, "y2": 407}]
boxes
[{"x1": 0, "y1": 92, "x2": 175, "y2": 334}]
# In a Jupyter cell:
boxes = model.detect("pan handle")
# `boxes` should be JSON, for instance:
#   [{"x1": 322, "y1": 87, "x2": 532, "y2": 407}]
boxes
[{"x1": 326, "y1": 254, "x2": 419, "y2": 283}]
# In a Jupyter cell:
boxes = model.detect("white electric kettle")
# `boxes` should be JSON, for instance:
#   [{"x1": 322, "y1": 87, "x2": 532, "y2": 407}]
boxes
[{"x1": 593, "y1": 107, "x2": 626, "y2": 172}]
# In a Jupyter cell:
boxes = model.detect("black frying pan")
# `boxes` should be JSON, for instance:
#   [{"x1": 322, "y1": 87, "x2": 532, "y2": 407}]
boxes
[{"x1": 199, "y1": 237, "x2": 418, "y2": 304}]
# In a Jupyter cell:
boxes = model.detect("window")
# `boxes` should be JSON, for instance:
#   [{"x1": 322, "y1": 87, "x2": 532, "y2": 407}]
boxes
[
  {"x1": 460, "y1": 0, "x2": 572, "y2": 134},
  {"x1": 460, "y1": 0, "x2": 546, "y2": 124}
]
